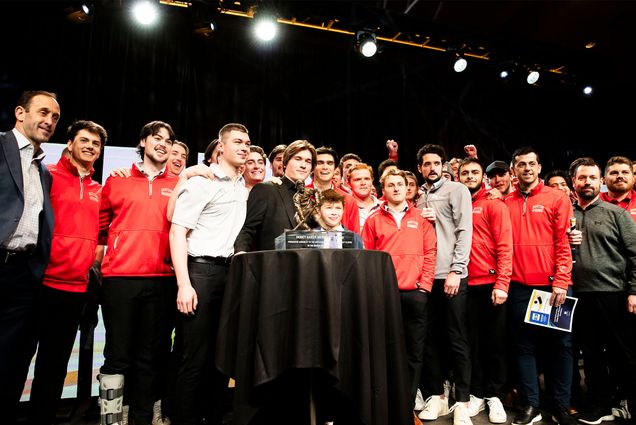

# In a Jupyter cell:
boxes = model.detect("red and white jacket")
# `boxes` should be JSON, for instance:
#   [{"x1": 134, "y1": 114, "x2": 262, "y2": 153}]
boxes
[
  {"x1": 504, "y1": 180, "x2": 573, "y2": 289},
  {"x1": 468, "y1": 188, "x2": 513, "y2": 292},
  {"x1": 99, "y1": 164, "x2": 178, "y2": 278},
  {"x1": 600, "y1": 190, "x2": 636, "y2": 222},
  {"x1": 362, "y1": 202, "x2": 436, "y2": 291},
  {"x1": 43, "y1": 155, "x2": 101, "y2": 292}
]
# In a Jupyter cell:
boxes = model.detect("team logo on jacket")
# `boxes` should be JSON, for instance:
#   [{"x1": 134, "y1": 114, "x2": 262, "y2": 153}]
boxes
[
  {"x1": 406, "y1": 220, "x2": 419, "y2": 229},
  {"x1": 531, "y1": 205, "x2": 545, "y2": 213},
  {"x1": 473, "y1": 207, "x2": 483, "y2": 214},
  {"x1": 88, "y1": 192, "x2": 100, "y2": 202},
  {"x1": 161, "y1": 188, "x2": 173, "y2": 197}
]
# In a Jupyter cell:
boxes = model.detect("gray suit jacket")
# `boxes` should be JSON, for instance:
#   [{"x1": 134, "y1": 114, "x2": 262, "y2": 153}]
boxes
[{"x1": 0, "y1": 130, "x2": 54, "y2": 278}]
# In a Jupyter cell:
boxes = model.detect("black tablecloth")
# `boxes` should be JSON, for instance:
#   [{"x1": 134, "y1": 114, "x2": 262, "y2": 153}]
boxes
[{"x1": 216, "y1": 249, "x2": 411, "y2": 425}]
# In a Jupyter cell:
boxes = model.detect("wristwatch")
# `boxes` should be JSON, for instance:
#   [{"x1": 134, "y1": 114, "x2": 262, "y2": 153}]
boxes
[{"x1": 451, "y1": 270, "x2": 462, "y2": 275}]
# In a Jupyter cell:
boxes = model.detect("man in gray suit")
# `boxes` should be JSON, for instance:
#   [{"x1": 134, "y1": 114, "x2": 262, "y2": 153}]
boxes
[{"x1": 0, "y1": 90, "x2": 59, "y2": 423}]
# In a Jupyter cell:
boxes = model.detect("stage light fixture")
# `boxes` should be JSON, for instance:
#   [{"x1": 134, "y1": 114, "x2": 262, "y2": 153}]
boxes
[
  {"x1": 65, "y1": 3, "x2": 93, "y2": 23},
  {"x1": 356, "y1": 31, "x2": 378, "y2": 58},
  {"x1": 453, "y1": 54, "x2": 467, "y2": 73},
  {"x1": 254, "y1": 15, "x2": 278, "y2": 42},
  {"x1": 526, "y1": 69, "x2": 540, "y2": 85},
  {"x1": 132, "y1": 0, "x2": 159, "y2": 26},
  {"x1": 582, "y1": 85, "x2": 593, "y2": 96}
]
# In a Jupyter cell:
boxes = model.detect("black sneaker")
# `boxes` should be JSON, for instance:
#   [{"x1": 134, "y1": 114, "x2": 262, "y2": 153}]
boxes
[
  {"x1": 513, "y1": 405, "x2": 542, "y2": 425},
  {"x1": 578, "y1": 406, "x2": 615, "y2": 425},
  {"x1": 553, "y1": 405, "x2": 578, "y2": 425}
]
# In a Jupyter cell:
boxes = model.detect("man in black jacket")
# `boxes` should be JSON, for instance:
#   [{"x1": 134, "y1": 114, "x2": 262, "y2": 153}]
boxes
[
  {"x1": 0, "y1": 90, "x2": 59, "y2": 423},
  {"x1": 234, "y1": 139, "x2": 316, "y2": 252}
]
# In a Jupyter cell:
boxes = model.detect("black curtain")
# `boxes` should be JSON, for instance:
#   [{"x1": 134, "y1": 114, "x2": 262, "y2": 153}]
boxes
[{"x1": 1, "y1": 1, "x2": 634, "y2": 182}]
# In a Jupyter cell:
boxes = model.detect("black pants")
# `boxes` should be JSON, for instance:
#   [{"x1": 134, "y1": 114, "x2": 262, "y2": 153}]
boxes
[
  {"x1": 171, "y1": 260, "x2": 229, "y2": 425},
  {"x1": 575, "y1": 292, "x2": 636, "y2": 408},
  {"x1": 400, "y1": 290, "x2": 429, "y2": 405},
  {"x1": 100, "y1": 277, "x2": 176, "y2": 425},
  {"x1": 420, "y1": 278, "x2": 471, "y2": 402},
  {"x1": 467, "y1": 283, "x2": 507, "y2": 399},
  {"x1": 29, "y1": 285, "x2": 86, "y2": 424},
  {"x1": 0, "y1": 256, "x2": 39, "y2": 425}
]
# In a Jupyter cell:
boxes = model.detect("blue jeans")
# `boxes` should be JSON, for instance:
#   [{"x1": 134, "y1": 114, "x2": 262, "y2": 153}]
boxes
[{"x1": 508, "y1": 282, "x2": 573, "y2": 409}]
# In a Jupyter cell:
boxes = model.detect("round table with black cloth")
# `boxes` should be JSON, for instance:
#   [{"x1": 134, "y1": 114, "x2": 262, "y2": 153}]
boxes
[{"x1": 216, "y1": 248, "x2": 411, "y2": 425}]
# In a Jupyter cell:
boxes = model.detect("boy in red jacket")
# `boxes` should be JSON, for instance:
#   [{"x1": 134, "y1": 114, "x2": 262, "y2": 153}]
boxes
[
  {"x1": 28, "y1": 120, "x2": 107, "y2": 424},
  {"x1": 458, "y1": 158, "x2": 513, "y2": 423},
  {"x1": 362, "y1": 168, "x2": 436, "y2": 422},
  {"x1": 98, "y1": 121, "x2": 179, "y2": 425}
]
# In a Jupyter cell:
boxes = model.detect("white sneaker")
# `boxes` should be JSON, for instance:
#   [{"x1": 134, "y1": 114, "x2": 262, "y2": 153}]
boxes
[
  {"x1": 612, "y1": 400, "x2": 631, "y2": 420},
  {"x1": 418, "y1": 395, "x2": 450, "y2": 420},
  {"x1": 452, "y1": 403, "x2": 474, "y2": 425},
  {"x1": 486, "y1": 397, "x2": 507, "y2": 424},
  {"x1": 122, "y1": 405, "x2": 129, "y2": 425},
  {"x1": 415, "y1": 389, "x2": 425, "y2": 411},
  {"x1": 467, "y1": 395, "x2": 485, "y2": 417}
]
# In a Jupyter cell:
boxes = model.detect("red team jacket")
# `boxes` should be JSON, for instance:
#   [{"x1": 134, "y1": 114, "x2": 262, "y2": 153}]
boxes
[
  {"x1": 362, "y1": 202, "x2": 436, "y2": 292},
  {"x1": 600, "y1": 190, "x2": 636, "y2": 222},
  {"x1": 99, "y1": 164, "x2": 178, "y2": 277},
  {"x1": 43, "y1": 155, "x2": 101, "y2": 292},
  {"x1": 468, "y1": 188, "x2": 513, "y2": 292},
  {"x1": 504, "y1": 180, "x2": 573, "y2": 289}
]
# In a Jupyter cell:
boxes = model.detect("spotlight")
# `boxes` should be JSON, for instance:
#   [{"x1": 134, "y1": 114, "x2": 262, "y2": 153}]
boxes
[
  {"x1": 499, "y1": 70, "x2": 509, "y2": 79},
  {"x1": 582, "y1": 85, "x2": 593, "y2": 96},
  {"x1": 526, "y1": 69, "x2": 540, "y2": 85},
  {"x1": 65, "y1": 3, "x2": 93, "y2": 23},
  {"x1": 194, "y1": 20, "x2": 216, "y2": 38},
  {"x1": 453, "y1": 54, "x2": 467, "y2": 73},
  {"x1": 356, "y1": 31, "x2": 377, "y2": 58},
  {"x1": 132, "y1": 0, "x2": 159, "y2": 26},
  {"x1": 253, "y1": 16, "x2": 278, "y2": 42}
]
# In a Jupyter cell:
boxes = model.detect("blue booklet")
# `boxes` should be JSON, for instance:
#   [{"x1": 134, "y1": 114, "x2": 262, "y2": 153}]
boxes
[{"x1": 524, "y1": 289, "x2": 578, "y2": 332}]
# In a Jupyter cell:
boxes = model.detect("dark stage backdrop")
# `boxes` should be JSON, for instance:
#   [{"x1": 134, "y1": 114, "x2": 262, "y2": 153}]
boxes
[{"x1": 1, "y1": 1, "x2": 634, "y2": 182}]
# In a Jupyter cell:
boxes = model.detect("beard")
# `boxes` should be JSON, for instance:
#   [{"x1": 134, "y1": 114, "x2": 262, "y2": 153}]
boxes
[{"x1": 576, "y1": 186, "x2": 599, "y2": 201}]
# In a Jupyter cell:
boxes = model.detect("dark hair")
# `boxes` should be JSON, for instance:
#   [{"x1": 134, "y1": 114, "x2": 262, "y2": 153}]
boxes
[
  {"x1": 457, "y1": 157, "x2": 484, "y2": 175},
  {"x1": 204, "y1": 139, "x2": 219, "y2": 164},
  {"x1": 66, "y1": 120, "x2": 107, "y2": 146},
  {"x1": 137, "y1": 121, "x2": 175, "y2": 158},
  {"x1": 249, "y1": 145, "x2": 266, "y2": 160},
  {"x1": 604, "y1": 156, "x2": 632, "y2": 175},
  {"x1": 568, "y1": 157, "x2": 600, "y2": 179},
  {"x1": 511, "y1": 146, "x2": 540, "y2": 166},
  {"x1": 17, "y1": 90, "x2": 57, "y2": 110},
  {"x1": 380, "y1": 168, "x2": 407, "y2": 187},
  {"x1": 268, "y1": 144, "x2": 287, "y2": 163},
  {"x1": 378, "y1": 159, "x2": 398, "y2": 178},
  {"x1": 544, "y1": 169, "x2": 572, "y2": 190},
  {"x1": 283, "y1": 139, "x2": 317, "y2": 168},
  {"x1": 404, "y1": 170, "x2": 418, "y2": 184},
  {"x1": 339, "y1": 153, "x2": 362, "y2": 166},
  {"x1": 316, "y1": 146, "x2": 339, "y2": 165},
  {"x1": 416, "y1": 144, "x2": 446, "y2": 165},
  {"x1": 318, "y1": 188, "x2": 345, "y2": 207}
]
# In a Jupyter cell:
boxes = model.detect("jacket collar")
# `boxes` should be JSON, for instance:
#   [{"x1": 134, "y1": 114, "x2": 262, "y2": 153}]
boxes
[{"x1": 57, "y1": 154, "x2": 94, "y2": 178}]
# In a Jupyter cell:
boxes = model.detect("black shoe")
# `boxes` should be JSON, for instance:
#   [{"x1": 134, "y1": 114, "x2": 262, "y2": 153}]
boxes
[
  {"x1": 553, "y1": 405, "x2": 578, "y2": 425},
  {"x1": 578, "y1": 406, "x2": 615, "y2": 425},
  {"x1": 513, "y1": 405, "x2": 543, "y2": 425}
]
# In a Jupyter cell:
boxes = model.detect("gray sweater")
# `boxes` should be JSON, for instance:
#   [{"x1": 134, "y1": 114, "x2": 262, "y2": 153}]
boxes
[
  {"x1": 416, "y1": 178, "x2": 473, "y2": 279},
  {"x1": 572, "y1": 197, "x2": 636, "y2": 293}
]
